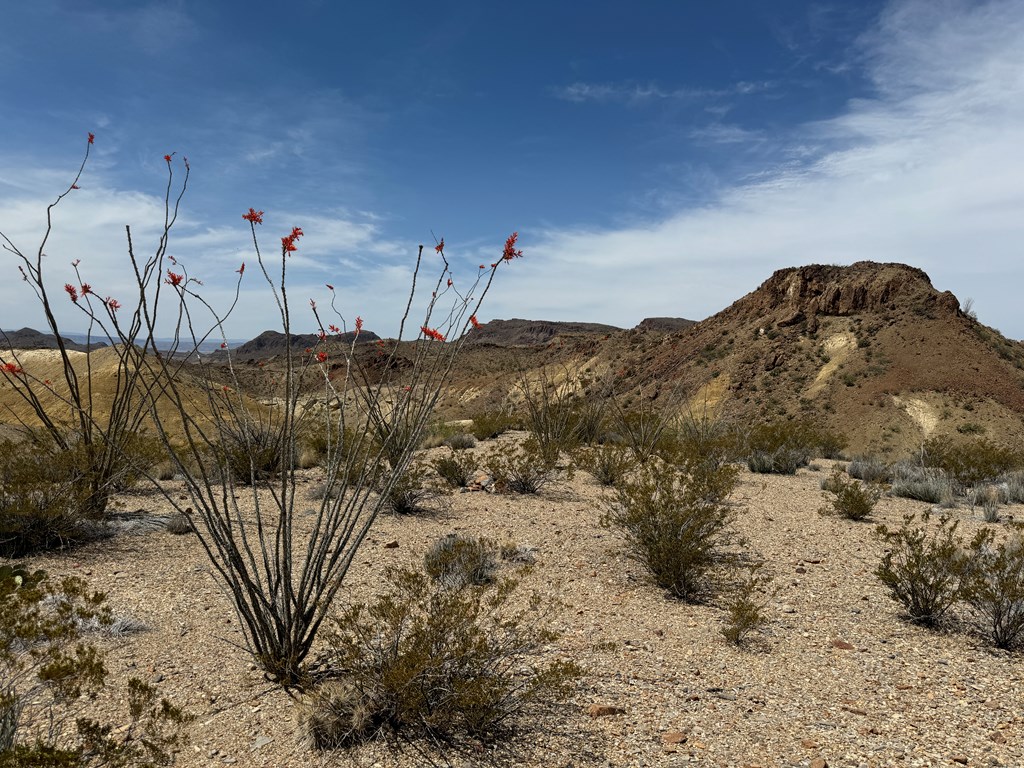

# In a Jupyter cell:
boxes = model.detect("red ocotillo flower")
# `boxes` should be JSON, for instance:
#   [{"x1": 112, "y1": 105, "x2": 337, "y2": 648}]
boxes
[
  {"x1": 435, "y1": 238, "x2": 444, "y2": 254},
  {"x1": 420, "y1": 326, "x2": 445, "y2": 342},
  {"x1": 64, "y1": 284, "x2": 79, "y2": 302},
  {"x1": 355, "y1": 316, "x2": 363, "y2": 334},
  {"x1": 106, "y1": 297, "x2": 121, "y2": 311},
  {"x1": 242, "y1": 208, "x2": 263, "y2": 224},
  {"x1": 87, "y1": 132, "x2": 95, "y2": 144},
  {"x1": 502, "y1": 232, "x2": 523, "y2": 261},
  {"x1": 470, "y1": 315, "x2": 481, "y2": 329},
  {"x1": 165, "y1": 271, "x2": 184, "y2": 287},
  {"x1": 2, "y1": 362, "x2": 24, "y2": 375}
]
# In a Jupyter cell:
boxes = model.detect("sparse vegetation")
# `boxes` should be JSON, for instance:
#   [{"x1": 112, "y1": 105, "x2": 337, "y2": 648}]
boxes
[
  {"x1": 964, "y1": 533, "x2": 1024, "y2": 650},
  {"x1": 484, "y1": 438, "x2": 559, "y2": 494},
  {"x1": 875, "y1": 514, "x2": 972, "y2": 627},
  {"x1": 378, "y1": 463, "x2": 449, "y2": 516},
  {"x1": 847, "y1": 456, "x2": 893, "y2": 484},
  {"x1": 573, "y1": 442, "x2": 636, "y2": 486},
  {"x1": 819, "y1": 468, "x2": 880, "y2": 521},
  {"x1": 602, "y1": 458, "x2": 740, "y2": 601},
  {"x1": 304, "y1": 568, "x2": 580, "y2": 746},
  {"x1": 431, "y1": 448, "x2": 479, "y2": 488},
  {"x1": 720, "y1": 564, "x2": 773, "y2": 646},
  {"x1": 888, "y1": 463, "x2": 955, "y2": 505},
  {"x1": 423, "y1": 533, "x2": 499, "y2": 590}
]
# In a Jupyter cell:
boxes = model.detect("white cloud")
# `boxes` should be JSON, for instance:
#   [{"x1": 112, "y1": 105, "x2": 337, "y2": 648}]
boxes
[{"x1": 506, "y1": 0, "x2": 1024, "y2": 339}]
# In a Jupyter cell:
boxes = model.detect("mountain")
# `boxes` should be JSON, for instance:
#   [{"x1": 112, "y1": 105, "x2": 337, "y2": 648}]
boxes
[
  {"x1": 465, "y1": 318, "x2": 622, "y2": 346},
  {"x1": 1, "y1": 327, "x2": 108, "y2": 352},
  {"x1": 226, "y1": 328, "x2": 380, "y2": 359}
]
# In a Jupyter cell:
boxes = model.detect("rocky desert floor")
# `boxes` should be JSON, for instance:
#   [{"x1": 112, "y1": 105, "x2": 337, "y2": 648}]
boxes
[{"x1": 19, "y1": 433, "x2": 1024, "y2": 768}]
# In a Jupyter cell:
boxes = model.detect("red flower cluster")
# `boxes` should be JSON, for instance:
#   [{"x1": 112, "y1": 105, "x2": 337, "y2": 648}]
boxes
[
  {"x1": 106, "y1": 297, "x2": 121, "y2": 311},
  {"x1": 316, "y1": 351, "x2": 328, "y2": 363},
  {"x1": 220, "y1": 342, "x2": 228, "y2": 349},
  {"x1": 328, "y1": 324, "x2": 340, "y2": 334},
  {"x1": 470, "y1": 315, "x2": 481, "y2": 329},
  {"x1": 165, "y1": 271, "x2": 184, "y2": 287},
  {"x1": 242, "y1": 208, "x2": 264, "y2": 224},
  {"x1": 355, "y1": 316, "x2": 363, "y2": 334},
  {"x1": 420, "y1": 326, "x2": 446, "y2": 342},
  {"x1": 237, "y1": 263, "x2": 245, "y2": 275},
  {"x1": 2, "y1": 362, "x2": 24, "y2": 375},
  {"x1": 80, "y1": 283, "x2": 92, "y2": 295},
  {"x1": 282, "y1": 226, "x2": 304, "y2": 253},
  {"x1": 435, "y1": 238, "x2": 444, "y2": 254},
  {"x1": 164, "y1": 154, "x2": 172, "y2": 163},
  {"x1": 87, "y1": 132, "x2": 95, "y2": 144},
  {"x1": 64, "y1": 284, "x2": 78, "y2": 302},
  {"x1": 502, "y1": 232, "x2": 523, "y2": 261}
]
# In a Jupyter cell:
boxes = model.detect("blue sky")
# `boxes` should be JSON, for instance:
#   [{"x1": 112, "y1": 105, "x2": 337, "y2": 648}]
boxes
[{"x1": 2, "y1": 0, "x2": 1023, "y2": 341}]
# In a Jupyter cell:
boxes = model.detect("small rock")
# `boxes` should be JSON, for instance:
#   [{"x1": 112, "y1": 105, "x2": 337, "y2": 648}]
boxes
[
  {"x1": 250, "y1": 735, "x2": 272, "y2": 751},
  {"x1": 795, "y1": 567, "x2": 807, "y2": 574},
  {"x1": 781, "y1": 604, "x2": 796, "y2": 614},
  {"x1": 831, "y1": 639, "x2": 855, "y2": 650},
  {"x1": 801, "y1": 739, "x2": 819, "y2": 749},
  {"x1": 989, "y1": 731, "x2": 1006, "y2": 744},
  {"x1": 952, "y1": 758, "x2": 968, "y2": 765},
  {"x1": 810, "y1": 759, "x2": 829, "y2": 768},
  {"x1": 587, "y1": 704, "x2": 625, "y2": 718},
  {"x1": 661, "y1": 731, "x2": 688, "y2": 744},
  {"x1": 383, "y1": 540, "x2": 399, "y2": 549}
]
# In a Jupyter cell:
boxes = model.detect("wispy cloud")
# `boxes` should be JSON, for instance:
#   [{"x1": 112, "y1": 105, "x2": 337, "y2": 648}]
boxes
[
  {"x1": 501, "y1": 0, "x2": 1024, "y2": 338},
  {"x1": 552, "y1": 80, "x2": 775, "y2": 105}
]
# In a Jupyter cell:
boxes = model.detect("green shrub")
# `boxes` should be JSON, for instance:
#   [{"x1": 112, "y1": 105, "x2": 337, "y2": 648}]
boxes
[
  {"x1": 484, "y1": 439, "x2": 558, "y2": 494},
  {"x1": 745, "y1": 419, "x2": 846, "y2": 473},
  {"x1": 602, "y1": 460, "x2": 739, "y2": 601},
  {"x1": 720, "y1": 565, "x2": 773, "y2": 646},
  {"x1": 964, "y1": 533, "x2": 1024, "y2": 649},
  {"x1": 0, "y1": 442, "x2": 100, "y2": 558},
  {"x1": 431, "y1": 448, "x2": 479, "y2": 489},
  {"x1": 423, "y1": 534, "x2": 499, "y2": 590},
  {"x1": 378, "y1": 464, "x2": 449, "y2": 516},
  {"x1": 468, "y1": 409, "x2": 520, "y2": 441},
  {"x1": 875, "y1": 514, "x2": 972, "y2": 627},
  {"x1": 304, "y1": 568, "x2": 580, "y2": 745},
  {"x1": 0, "y1": 566, "x2": 190, "y2": 765},
  {"x1": 217, "y1": 412, "x2": 288, "y2": 485},
  {"x1": 819, "y1": 468, "x2": 880, "y2": 521},
  {"x1": 923, "y1": 436, "x2": 1022, "y2": 489},
  {"x1": 573, "y1": 443, "x2": 636, "y2": 487}
]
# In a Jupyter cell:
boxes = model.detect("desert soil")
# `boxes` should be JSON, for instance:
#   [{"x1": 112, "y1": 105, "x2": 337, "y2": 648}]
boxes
[{"x1": 18, "y1": 434, "x2": 1024, "y2": 768}]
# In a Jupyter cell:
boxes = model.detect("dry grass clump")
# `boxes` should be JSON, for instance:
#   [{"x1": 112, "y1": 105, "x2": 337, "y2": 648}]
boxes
[
  {"x1": 300, "y1": 568, "x2": 580, "y2": 747},
  {"x1": 423, "y1": 533, "x2": 499, "y2": 590},
  {"x1": 846, "y1": 456, "x2": 893, "y2": 484},
  {"x1": 573, "y1": 443, "x2": 636, "y2": 487},
  {"x1": 888, "y1": 463, "x2": 954, "y2": 504},
  {"x1": 468, "y1": 409, "x2": 520, "y2": 441},
  {"x1": 745, "y1": 419, "x2": 847, "y2": 475},
  {"x1": 378, "y1": 464, "x2": 449, "y2": 516},
  {"x1": 720, "y1": 564, "x2": 774, "y2": 646}
]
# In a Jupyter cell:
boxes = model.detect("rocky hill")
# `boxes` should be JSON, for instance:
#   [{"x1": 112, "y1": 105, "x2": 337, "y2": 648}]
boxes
[
  {"x1": 1, "y1": 327, "x2": 107, "y2": 352},
  {"x1": 446, "y1": 262, "x2": 1024, "y2": 457},
  {"x1": 465, "y1": 318, "x2": 622, "y2": 346},
  {"x1": 226, "y1": 328, "x2": 379, "y2": 360}
]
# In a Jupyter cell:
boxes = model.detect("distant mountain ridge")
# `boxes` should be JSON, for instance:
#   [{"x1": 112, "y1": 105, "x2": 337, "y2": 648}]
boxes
[{"x1": 1, "y1": 327, "x2": 107, "y2": 352}]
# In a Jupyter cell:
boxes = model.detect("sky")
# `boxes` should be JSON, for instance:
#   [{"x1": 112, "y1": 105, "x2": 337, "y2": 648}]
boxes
[{"x1": 1, "y1": 0, "x2": 1023, "y2": 342}]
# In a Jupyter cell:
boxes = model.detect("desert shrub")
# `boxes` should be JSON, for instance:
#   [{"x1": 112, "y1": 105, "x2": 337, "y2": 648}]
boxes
[
  {"x1": 819, "y1": 468, "x2": 880, "y2": 521},
  {"x1": 217, "y1": 412, "x2": 288, "y2": 485},
  {"x1": 875, "y1": 514, "x2": 972, "y2": 627},
  {"x1": 967, "y1": 485, "x2": 1001, "y2": 522},
  {"x1": 378, "y1": 464, "x2": 448, "y2": 516},
  {"x1": 720, "y1": 564, "x2": 773, "y2": 646},
  {"x1": 164, "y1": 513, "x2": 193, "y2": 535},
  {"x1": 0, "y1": 566, "x2": 189, "y2": 766},
  {"x1": 923, "y1": 436, "x2": 1022, "y2": 489},
  {"x1": 0, "y1": 442, "x2": 101, "y2": 558},
  {"x1": 964, "y1": 533, "x2": 1024, "y2": 649},
  {"x1": 431, "y1": 448, "x2": 479, "y2": 488},
  {"x1": 609, "y1": 401, "x2": 675, "y2": 464},
  {"x1": 571, "y1": 399, "x2": 608, "y2": 446},
  {"x1": 484, "y1": 439, "x2": 558, "y2": 494},
  {"x1": 745, "y1": 419, "x2": 846, "y2": 473},
  {"x1": 469, "y1": 409, "x2": 520, "y2": 441},
  {"x1": 515, "y1": 368, "x2": 588, "y2": 463},
  {"x1": 602, "y1": 459, "x2": 740, "y2": 601},
  {"x1": 305, "y1": 568, "x2": 580, "y2": 745},
  {"x1": 998, "y1": 472, "x2": 1024, "y2": 504},
  {"x1": 423, "y1": 534, "x2": 499, "y2": 590},
  {"x1": 660, "y1": 412, "x2": 743, "y2": 473},
  {"x1": 573, "y1": 443, "x2": 636, "y2": 486},
  {"x1": 444, "y1": 432, "x2": 477, "y2": 450},
  {"x1": 847, "y1": 456, "x2": 893, "y2": 484},
  {"x1": 889, "y1": 463, "x2": 955, "y2": 504}
]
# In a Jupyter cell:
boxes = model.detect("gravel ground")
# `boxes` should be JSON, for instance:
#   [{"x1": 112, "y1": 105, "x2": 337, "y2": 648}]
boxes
[{"x1": 18, "y1": 438, "x2": 1024, "y2": 767}]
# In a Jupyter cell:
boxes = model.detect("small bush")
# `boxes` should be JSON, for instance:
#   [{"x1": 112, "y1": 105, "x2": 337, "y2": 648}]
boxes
[
  {"x1": 602, "y1": 460, "x2": 740, "y2": 601},
  {"x1": 889, "y1": 463, "x2": 954, "y2": 504},
  {"x1": 484, "y1": 439, "x2": 558, "y2": 494},
  {"x1": 875, "y1": 514, "x2": 972, "y2": 627},
  {"x1": 444, "y1": 433, "x2": 477, "y2": 450},
  {"x1": 819, "y1": 468, "x2": 880, "y2": 521},
  {"x1": 0, "y1": 565, "x2": 190, "y2": 765},
  {"x1": 998, "y1": 472, "x2": 1024, "y2": 504},
  {"x1": 968, "y1": 485, "x2": 1001, "y2": 522},
  {"x1": 469, "y1": 409, "x2": 520, "y2": 441},
  {"x1": 720, "y1": 565, "x2": 773, "y2": 646},
  {"x1": 574, "y1": 443, "x2": 636, "y2": 487},
  {"x1": 747, "y1": 447, "x2": 808, "y2": 476},
  {"x1": 306, "y1": 568, "x2": 580, "y2": 745},
  {"x1": 379, "y1": 464, "x2": 449, "y2": 516},
  {"x1": 423, "y1": 534, "x2": 499, "y2": 590},
  {"x1": 165, "y1": 513, "x2": 193, "y2": 535},
  {"x1": 218, "y1": 413, "x2": 288, "y2": 485},
  {"x1": 0, "y1": 442, "x2": 101, "y2": 557},
  {"x1": 499, "y1": 541, "x2": 537, "y2": 565},
  {"x1": 745, "y1": 419, "x2": 846, "y2": 472},
  {"x1": 431, "y1": 448, "x2": 479, "y2": 489},
  {"x1": 964, "y1": 533, "x2": 1024, "y2": 649},
  {"x1": 847, "y1": 456, "x2": 893, "y2": 484},
  {"x1": 923, "y1": 436, "x2": 1022, "y2": 489}
]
